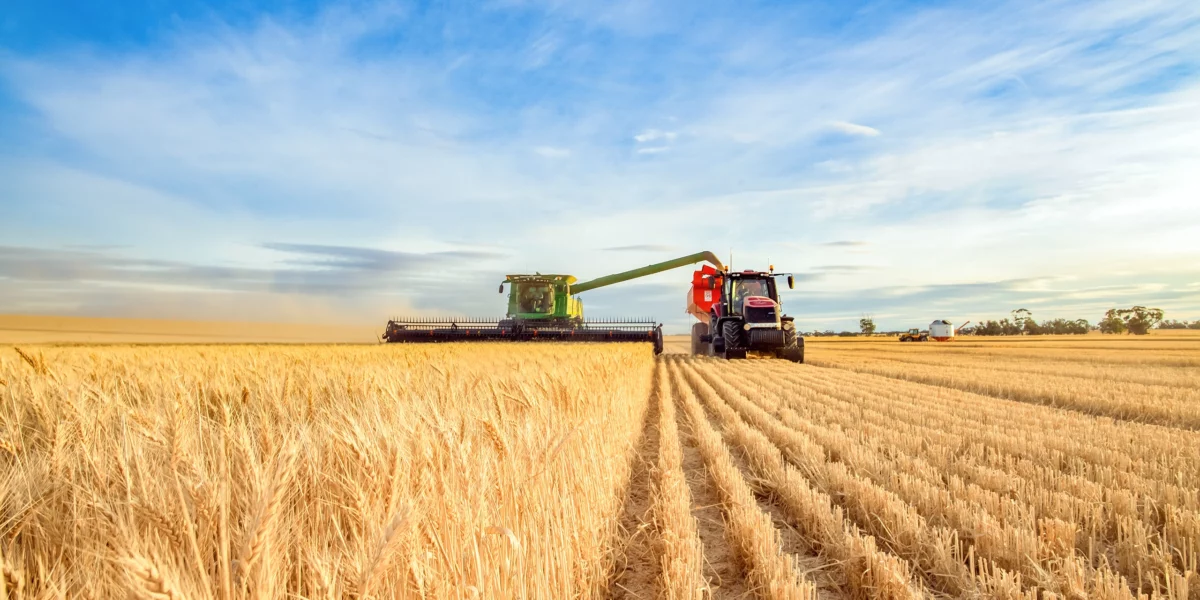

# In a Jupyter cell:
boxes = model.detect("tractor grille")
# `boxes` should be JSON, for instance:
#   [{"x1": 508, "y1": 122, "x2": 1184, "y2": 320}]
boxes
[
  {"x1": 744, "y1": 305, "x2": 777, "y2": 324},
  {"x1": 748, "y1": 329, "x2": 786, "y2": 347}
]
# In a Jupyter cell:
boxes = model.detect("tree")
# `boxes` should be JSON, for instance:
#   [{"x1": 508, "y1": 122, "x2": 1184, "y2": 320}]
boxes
[
  {"x1": 859, "y1": 316, "x2": 877, "y2": 335},
  {"x1": 1099, "y1": 307, "x2": 1163, "y2": 335},
  {"x1": 1120, "y1": 306, "x2": 1164, "y2": 335},
  {"x1": 1099, "y1": 309, "x2": 1127, "y2": 334},
  {"x1": 1011, "y1": 308, "x2": 1036, "y2": 334},
  {"x1": 1039, "y1": 318, "x2": 1090, "y2": 335}
]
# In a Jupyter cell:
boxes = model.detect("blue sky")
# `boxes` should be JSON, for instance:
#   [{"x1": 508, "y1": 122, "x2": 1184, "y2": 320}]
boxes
[{"x1": 2, "y1": 0, "x2": 1199, "y2": 332}]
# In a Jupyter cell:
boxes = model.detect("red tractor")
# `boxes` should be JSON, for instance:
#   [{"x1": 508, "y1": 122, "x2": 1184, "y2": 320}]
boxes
[{"x1": 687, "y1": 265, "x2": 804, "y2": 362}]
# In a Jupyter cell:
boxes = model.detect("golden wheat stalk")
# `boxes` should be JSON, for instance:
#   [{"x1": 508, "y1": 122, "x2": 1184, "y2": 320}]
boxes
[
  {"x1": 358, "y1": 508, "x2": 410, "y2": 599},
  {"x1": 120, "y1": 551, "x2": 187, "y2": 600},
  {"x1": 238, "y1": 445, "x2": 299, "y2": 584}
]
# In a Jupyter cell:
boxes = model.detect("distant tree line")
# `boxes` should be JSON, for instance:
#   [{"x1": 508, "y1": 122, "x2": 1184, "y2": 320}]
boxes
[
  {"x1": 965, "y1": 306, "x2": 1166, "y2": 336},
  {"x1": 1157, "y1": 319, "x2": 1200, "y2": 330},
  {"x1": 804, "y1": 306, "x2": 1178, "y2": 337},
  {"x1": 963, "y1": 309, "x2": 1090, "y2": 336}
]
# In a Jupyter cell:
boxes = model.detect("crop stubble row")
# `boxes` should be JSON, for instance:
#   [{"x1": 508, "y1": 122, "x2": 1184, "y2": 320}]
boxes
[
  {"x1": 2, "y1": 344, "x2": 1196, "y2": 600},
  {"x1": 807, "y1": 346, "x2": 1200, "y2": 429}
]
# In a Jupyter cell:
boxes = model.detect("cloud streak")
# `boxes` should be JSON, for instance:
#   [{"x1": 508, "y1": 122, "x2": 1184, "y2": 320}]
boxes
[{"x1": 830, "y1": 121, "x2": 881, "y2": 137}]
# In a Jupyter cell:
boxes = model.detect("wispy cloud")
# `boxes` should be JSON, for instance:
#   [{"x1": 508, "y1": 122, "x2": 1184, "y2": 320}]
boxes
[
  {"x1": 814, "y1": 265, "x2": 876, "y2": 273},
  {"x1": 830, "y1": 121, "x2": 881, "y2": 137},
  {"x1": 602, "y1": 244, "x2": 677, "y2": 253},
  {"x1": 533, "y1": 146, "x2": 572, "y2": 158},
  {"x1": 633, "y1": 129, "x2": 677, "y2": 143}
]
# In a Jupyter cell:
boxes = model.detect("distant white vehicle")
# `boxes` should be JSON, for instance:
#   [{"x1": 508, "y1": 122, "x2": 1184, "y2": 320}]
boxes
[{"x1": 930, "y1": 320, "x2": 971, "y2": 341}]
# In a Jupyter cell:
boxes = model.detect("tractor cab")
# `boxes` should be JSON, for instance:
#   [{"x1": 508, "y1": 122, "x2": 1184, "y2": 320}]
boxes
[
  {"x1": 729, "y1": 273, "x2": 776, "y2": 313},
  {"x1": 721, "y1": 270, "x2": 795, "y2": 317}
]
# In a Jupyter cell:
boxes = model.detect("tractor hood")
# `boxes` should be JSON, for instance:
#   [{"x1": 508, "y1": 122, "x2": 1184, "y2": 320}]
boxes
[{"x1": 742, "y1": 296, "x2": 781, "y2": 327}]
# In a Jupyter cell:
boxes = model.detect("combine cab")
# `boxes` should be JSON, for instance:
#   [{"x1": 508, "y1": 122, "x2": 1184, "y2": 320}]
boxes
[
  {"x1": 383, "y1": 251, "x2": 725, "y2": 355},
  {"x1": 687, "y1": 265, "x2": 804, "y2": 362}
]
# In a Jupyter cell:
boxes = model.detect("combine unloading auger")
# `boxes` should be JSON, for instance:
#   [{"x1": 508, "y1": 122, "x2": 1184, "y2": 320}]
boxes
[{"x1": 382, "y1": 251, "x2": 724, "y2": 354}]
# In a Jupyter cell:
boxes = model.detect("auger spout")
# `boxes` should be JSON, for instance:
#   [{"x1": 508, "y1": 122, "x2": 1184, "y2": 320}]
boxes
[{"x1": 571, "y1": 251, "x2": 724, "y2": 294}]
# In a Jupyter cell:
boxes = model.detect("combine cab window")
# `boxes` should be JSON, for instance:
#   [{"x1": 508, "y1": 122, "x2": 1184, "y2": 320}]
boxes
[{"x1": 517, "y1": 284, "x2": 554, "y2": 314}]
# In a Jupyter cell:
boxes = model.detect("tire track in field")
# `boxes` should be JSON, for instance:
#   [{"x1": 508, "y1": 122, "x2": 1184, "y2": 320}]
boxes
[
  {"x1": 678, "y1": 405, "x2": 755, "y2": 599},
  {"x1": 611, "y1": 365, "x2": 663, "y2": 599},
  {"x1": 703, "y1": 413, "x2": 848, "y2": 599},
  {"x1": 673, "y1": 357, "x2": 847, "y2": 600}
]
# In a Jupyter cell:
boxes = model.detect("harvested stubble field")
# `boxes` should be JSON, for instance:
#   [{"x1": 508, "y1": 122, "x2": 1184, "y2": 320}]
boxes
[{"x1": 1, "y1": 334, "x2": 1198, "y2": 599}]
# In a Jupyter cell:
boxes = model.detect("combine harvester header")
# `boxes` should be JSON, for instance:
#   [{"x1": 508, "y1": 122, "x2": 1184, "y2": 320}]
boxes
[{"x1": 382, "y1": 251, "x2": 725, "y2": 354}]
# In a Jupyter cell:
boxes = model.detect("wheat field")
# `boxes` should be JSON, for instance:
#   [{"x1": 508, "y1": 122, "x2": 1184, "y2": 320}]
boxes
[{"x1": 2, "y1": 335, "x2": 1198, "y2": 599}]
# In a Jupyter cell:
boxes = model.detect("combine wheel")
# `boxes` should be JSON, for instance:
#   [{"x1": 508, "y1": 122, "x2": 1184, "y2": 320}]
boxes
[{"x1": 690, "y1": 323, "x2": 710, "y2": 356}]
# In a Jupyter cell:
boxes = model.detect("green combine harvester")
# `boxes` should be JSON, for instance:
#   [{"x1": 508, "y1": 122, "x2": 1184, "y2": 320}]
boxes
[{"x1": 382, "y1": 251, "x2": 724, "y2": 354}]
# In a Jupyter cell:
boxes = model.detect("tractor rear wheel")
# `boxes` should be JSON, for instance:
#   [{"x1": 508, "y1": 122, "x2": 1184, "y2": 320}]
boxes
[{"x1": 691, "y1": 322, "x2": 710, "y2": 356}]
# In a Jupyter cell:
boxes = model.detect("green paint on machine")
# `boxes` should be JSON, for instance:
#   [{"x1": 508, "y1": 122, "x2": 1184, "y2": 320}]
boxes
[{"x1": 383, "y1": 251, "x2": 725, "y2": 354}]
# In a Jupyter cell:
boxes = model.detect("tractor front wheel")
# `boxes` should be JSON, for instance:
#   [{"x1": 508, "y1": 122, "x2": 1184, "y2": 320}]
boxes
[{"x1": 721, "y1": 320, "x2": 746, "y2": 360}]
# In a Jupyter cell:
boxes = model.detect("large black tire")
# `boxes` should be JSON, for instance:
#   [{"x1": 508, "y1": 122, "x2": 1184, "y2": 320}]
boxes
[
  {"x1": 776, "y1": 322, "x2": 804, "y2": 363},
  {"x1": 691, "y1": 322, "x2": 710, "y2": 356},
  {"x1": 721, "y1": 320, "x2": 746, "y2": 360},
  {"x1": 653, "y1": 327, "x2": 664, "y2": 355}
]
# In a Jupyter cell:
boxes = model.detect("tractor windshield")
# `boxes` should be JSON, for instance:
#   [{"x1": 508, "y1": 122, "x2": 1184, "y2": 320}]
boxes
[
  {"x1": 517, "y1": 283, "x2": 554, "y2": 314},
  {"x1": 732, "y1": 279, "x2": 769, "y2": 305}
]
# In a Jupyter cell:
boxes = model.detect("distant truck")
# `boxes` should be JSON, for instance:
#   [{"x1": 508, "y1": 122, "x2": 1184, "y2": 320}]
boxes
[{"x1": 898, "y1": 328, "x2": 929, "y2": 342}]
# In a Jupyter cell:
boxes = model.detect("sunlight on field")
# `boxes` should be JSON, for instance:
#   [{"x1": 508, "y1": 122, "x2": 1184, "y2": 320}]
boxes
[
  {"x1": 0, "y1": 315, "x2": 380, "y2": 344},
  {"x1": 2, "y1": 338, "x2": 1198, "y2": 599}
]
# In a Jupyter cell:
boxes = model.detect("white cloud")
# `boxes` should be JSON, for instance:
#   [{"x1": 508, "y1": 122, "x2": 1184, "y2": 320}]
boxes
[
  {"x1": 533, "y1": 146, "x2": 571, "y2": 158},
  {"x1": 635, "y1": 146, "x2": 669, "y2": 154},
  {"x1": 633, "y1": 129, "x2": 677, "y2": 143},
  {"x1": 830, "y1": 121, "x2": 881, "y2": 137}
]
